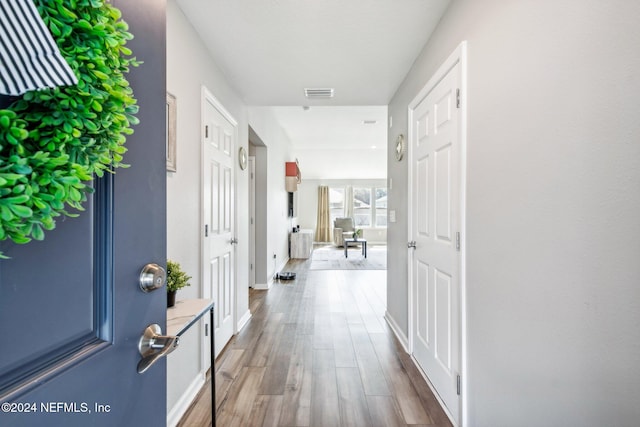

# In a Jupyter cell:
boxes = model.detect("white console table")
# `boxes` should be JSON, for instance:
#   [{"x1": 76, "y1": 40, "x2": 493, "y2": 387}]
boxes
[{"x1": 290, "y1": 229, "x2": 314, "y2": 259}]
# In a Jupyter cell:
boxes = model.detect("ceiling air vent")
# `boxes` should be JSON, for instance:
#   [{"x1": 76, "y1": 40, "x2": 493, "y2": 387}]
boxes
[{"x1": 304, "y1": 88, "x2": 334, "y2": 98}]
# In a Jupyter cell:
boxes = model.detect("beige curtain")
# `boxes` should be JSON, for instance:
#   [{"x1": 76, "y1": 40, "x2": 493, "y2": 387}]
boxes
[{"x1": 315, "y1": 186, "x2": 331, "y2": 242}]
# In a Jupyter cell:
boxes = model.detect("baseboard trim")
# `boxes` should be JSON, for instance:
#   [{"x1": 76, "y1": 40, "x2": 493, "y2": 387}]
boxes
[
  {"x1": 237, "y1": 309, "x2": 252, "y2": 332},
  {"x1": 252, "y1": 258, "x2": 292, "y2": 290},
  {"x1": 275, "y1": 258, "x2": 290, "y2": 277},
  {"x1": 167, "y1": 373, "x2": 205, "y2": 427},
  {"x1": 384, "y1": 311, "x2": 409, "y2": 352}
]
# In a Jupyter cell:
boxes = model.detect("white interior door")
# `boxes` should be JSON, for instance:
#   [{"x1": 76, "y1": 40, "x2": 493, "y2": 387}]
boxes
[
  {"x1": 202, "y1": 88, "x2": 236, "y2": 358},
  {"x1": 248, "y1": 156, "x2": 256, "y2": 288},
  {"x1": 410, "y1": 57, "x2": 463, "y2": 424}
]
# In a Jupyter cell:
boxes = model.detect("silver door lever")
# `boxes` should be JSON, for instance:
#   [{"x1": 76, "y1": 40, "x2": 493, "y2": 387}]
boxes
[
  {"x1": 407, "y1": 241, "x2": 417, "y2": 249},
  {"x1": 137, "y1": 324, "x2": 179, "y2": 374}
]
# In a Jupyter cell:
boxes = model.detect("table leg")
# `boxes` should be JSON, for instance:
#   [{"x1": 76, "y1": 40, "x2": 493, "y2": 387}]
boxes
[
  {"x1": 345, "y1": 243, "x2": 348, "y2": 258},
  {"x1": 210, "y1": 307, "x2": 216, "y2": 426},
  {"x1": 363, "y1": 241, "x2": 367, "y2": 258}
]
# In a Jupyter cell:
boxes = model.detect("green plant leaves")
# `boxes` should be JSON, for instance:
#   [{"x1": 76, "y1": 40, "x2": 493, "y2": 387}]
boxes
[
  {"x1": 166, "y1": 260, "x2": 192, "y2": 293},
  {"x1": 0, "y1": 0, "x2": 140, "y2": 258}
]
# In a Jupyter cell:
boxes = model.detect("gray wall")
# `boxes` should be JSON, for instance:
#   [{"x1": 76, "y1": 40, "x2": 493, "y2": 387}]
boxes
[
  {"x1": 387, "y1": 0, "x2": 640, "y2": 425},
  {"x1": 252, "y1": 144, "x2": 268, "y2": 285},
  {"x1": 166, "y1": 0, "x2": 250, "y2": 421},
  {"x1": 247, "y1": 107, "x2": 296, "y2": 284}
]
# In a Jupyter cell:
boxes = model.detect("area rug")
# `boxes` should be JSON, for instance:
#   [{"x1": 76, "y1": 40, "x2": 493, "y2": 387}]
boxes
[{"x1": 309, "y1": 245, "x2": 386, "y2": 270}]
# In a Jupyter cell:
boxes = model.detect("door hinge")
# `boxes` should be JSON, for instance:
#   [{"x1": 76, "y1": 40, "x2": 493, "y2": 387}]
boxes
[
  {"x1": 205, "y1": 323, "x2": 209, "y2": 337},
  {"x1": 251, "y1": 217, "x2": 254, "y2": 225},
  {"x1": 456, "y1": 89, "x2": 460, "y2": 108},
  {"x1": 205, "y1": 224, "x2": 209, "y2": 237},
  {"x1": 457, "y1": 374, "x2": 461, "y2": 395},
  {"x1": 456, "y1": 232, "x2": 460, "y2": 251},
  {"x1": 250, "y1": 263, "x2": 253, "y2": 270},
  {"x1": 205, "y1": 125, "x2": 209, "y2": 138}
]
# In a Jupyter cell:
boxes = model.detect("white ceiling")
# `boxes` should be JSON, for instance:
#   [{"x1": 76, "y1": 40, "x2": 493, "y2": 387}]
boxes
[
  {"x1": 176, "y1": 0, "x2": 451, "y2": 172},
  {"x1": 270, "y1": 106, "x2": 387, "y2": 150}
]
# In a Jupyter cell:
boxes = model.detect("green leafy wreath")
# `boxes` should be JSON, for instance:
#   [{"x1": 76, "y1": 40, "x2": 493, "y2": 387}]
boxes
[{"x1": 0, "y1": 0, "x2": 139, "y2": 258}]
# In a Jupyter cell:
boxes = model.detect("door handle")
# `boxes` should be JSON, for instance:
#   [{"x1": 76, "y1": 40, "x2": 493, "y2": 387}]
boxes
[
  {"x1": 230, "y1": 237, "x2": 238, "y2": 244},
  {"x1": 137, "y1": 324, "x2": 179, "y2": 374},
  {"x1": 407, "y1": 241, "x2": 417, "y2": 249}
]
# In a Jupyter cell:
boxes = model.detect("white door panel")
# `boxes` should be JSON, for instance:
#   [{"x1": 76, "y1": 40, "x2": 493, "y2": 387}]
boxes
[{"x1": 411, "y1": 59, "x2": 462, "y2": 424}]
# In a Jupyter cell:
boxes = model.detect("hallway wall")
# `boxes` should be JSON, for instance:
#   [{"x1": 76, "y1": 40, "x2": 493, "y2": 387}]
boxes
[
  {"x1": 387, "y1": 0, "x2": 640, "y2": 425},
  {"x1": 166, "y1": 0, "x2": 295, "y2": 422},
  {"x1": 247, "y1": 107, "x2": 295, "y2": 285}
]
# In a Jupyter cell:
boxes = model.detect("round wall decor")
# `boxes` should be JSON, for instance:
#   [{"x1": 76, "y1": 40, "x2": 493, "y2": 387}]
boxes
[
  {"x1": 238, "y1": 146, "x2": 248, "y2": 170},
  {"x1": 395, "y1": 134, "x2": 406, "y2": 161}
]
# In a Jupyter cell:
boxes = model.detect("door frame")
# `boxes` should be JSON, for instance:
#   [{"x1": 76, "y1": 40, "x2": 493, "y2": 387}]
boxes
[
  {"x1": 200, "y1": 85, "x2": 238, "y2": 366},
  {"x1": 407, "y1": 41, "x2": 468, "y2": 426},
  {"x1": 248, "y1": 155, "x2": 256, "y2": 288}
]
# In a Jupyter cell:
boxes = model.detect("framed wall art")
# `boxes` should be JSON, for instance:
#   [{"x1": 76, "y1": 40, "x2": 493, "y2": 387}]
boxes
[{"x1": 166, "y1": 92, "x2": 177, "y2": 172}]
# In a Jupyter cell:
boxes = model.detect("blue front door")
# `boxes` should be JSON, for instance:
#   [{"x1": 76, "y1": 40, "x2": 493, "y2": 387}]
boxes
[{"x1": 0, "y1": 1, "x2": 167, "y2": 426}]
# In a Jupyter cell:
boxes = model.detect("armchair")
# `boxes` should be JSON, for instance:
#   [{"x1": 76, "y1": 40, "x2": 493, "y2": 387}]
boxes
[{"x1": 333, "y1": 217, "x2": 355, "y2": 247}]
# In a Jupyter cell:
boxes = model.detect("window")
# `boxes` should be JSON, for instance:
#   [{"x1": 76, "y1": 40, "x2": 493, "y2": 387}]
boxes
[
  {"x1": 375, "y1": 188, "x2": 387, "y2": 227},
  {"x1": 328, "y1": 185, "x2": 387, "y2": 228},
  {"x1": 353, "y1": 187, "x2": 371, "y2": 227},
  {"x1": 329, "y1": 187, "x2": 344, "y2": 225}
]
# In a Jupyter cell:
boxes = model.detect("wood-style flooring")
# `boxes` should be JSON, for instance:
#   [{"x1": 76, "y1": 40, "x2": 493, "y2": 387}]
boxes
[{"x1": 177, "y1": 258, "x2": 452, "y2": 427}]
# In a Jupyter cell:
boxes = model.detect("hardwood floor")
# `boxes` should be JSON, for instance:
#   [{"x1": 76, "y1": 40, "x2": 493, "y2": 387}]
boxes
[{"x1": 177, "y1": 258, "x2": 453, "y2": 427}]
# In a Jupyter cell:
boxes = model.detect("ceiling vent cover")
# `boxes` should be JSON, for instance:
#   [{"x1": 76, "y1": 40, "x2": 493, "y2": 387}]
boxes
[{"x1": 304, "y1": 88, "x2": 334, "y2": 98}]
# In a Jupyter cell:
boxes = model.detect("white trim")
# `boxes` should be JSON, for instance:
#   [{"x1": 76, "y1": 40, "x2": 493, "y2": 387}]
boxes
[
  {"x1": 253, "y1": 257, "x2": 291, "y2": 289},
  {"x1": 252, "y1": 257, "x2": 292, "y2": 289},
  {"x1": 166, "y1": 373, "x2": 205, "y2": 427},
  {"x1": 248, "y1": 156, "x2": 256, "y2": 288},
  {"x1": 407, "y1": 42, "x2": 466, "y2": 111},
  {"x1": 458, "y1": 43, "x2": 469, "y2": 427},
  {"x1": 201, "y1": 86, "x2": 238, "y2": 127},
  {"x1": 237, "y1": 309, "x2": 252, "y2": 331},
  {"x1": 407, "y1": 41, "x2": 467, "y2": 426},
  {"x1": 199, "y1": 87, "x2": 208, "y2": 373},
  {"x1": 384, "y1": 311, "x2": 409, "y2": 352}
]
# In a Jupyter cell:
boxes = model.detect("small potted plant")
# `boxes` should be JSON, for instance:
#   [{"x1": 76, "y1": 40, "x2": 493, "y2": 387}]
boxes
[
  {"x1": 166, "y1": 260, "x2": 191, "y2": 307},
  {"x1": 352, "y1": 229, "x2": 363, "y2": 240}
]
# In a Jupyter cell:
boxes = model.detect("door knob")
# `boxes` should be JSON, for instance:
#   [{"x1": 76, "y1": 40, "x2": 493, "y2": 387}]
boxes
[
  {"x1": 137, "y1": 324, "x2": 179, "y2": 374},
  {"x1": 139, "y1": 263, "x2": 166, "y2": 293}
]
